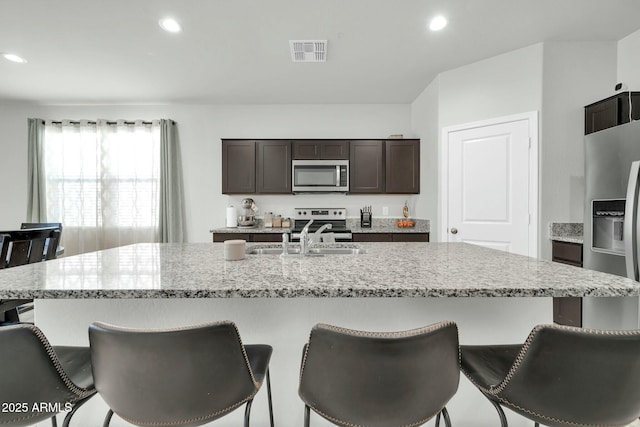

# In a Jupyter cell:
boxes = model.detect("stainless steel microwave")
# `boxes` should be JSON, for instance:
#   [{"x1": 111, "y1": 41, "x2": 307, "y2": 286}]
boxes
[{"x1": 292, "y1": 160, "x2": 349, "y2": 192}]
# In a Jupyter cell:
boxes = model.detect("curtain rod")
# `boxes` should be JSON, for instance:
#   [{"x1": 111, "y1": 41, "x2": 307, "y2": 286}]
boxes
[{"x1": 49, "y1": 120, "x2": 154, "y2": 125}]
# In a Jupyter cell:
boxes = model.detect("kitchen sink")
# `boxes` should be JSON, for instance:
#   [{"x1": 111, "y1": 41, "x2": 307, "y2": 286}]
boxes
[
  {"x1": 247, "y1": 246, "x2": 366, "y2": 256},
  {"x1": 308, "y1": 248, "x2": 367, "y2": 255},
  {"x1": 247, "y1": 247, "x2": 300, "y2": 255}
]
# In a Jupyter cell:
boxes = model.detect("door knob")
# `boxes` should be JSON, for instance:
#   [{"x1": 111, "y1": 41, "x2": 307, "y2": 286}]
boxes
[{"x1": 450, "y1": 227, "x2": 458, "y2": 235}]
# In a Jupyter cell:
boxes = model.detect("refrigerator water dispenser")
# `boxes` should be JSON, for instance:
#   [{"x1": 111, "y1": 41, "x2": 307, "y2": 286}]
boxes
[{"x1": 592, "y1": 199, "x2": 625, "y2": 255}]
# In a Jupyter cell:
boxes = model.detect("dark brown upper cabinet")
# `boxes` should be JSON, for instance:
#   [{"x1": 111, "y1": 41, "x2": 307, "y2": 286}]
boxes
[
  {"x1": 349, "y1": 140, "x2": 384, "y2": 193},
  {"x1": 222, "y1": 140, "x2": 255, "y2": 194},
  {"x1": 256, "y1": 140, "x2": 292, "y2": 193},
  {"x1": 385, "y1": 139, "x2": 420, "y2": 194},
  {"x1": 292, "y1": 140, "x2": 349, "y2": 160},
  {"x1": 585, "y1": 92, "x2": 640, "y2": 135}
]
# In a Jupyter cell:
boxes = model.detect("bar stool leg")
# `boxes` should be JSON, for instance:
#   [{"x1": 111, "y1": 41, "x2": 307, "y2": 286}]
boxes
[
  {"x1": 50, "y1": 415, "x2": 58, "y2": 427},
  {"x1": 304, "y1": 404, "x2": 311, "y2": 427},
  {"x1": 244, "y1": 399, "x2": 254, "y2": 427},
  {"x1": 266, "y1": 369, "x2": 275, "y2": 427},
  {"x1": 487, "y1": 398, "x2": 508, "y2": 427},
  {"x1": 440, "y1": 407, "x2": 452, "y2": 427},
  {"x1": 62, "y1": 395, "x2": 93, "y2": 427},
  {"x1": 103, "y1": 409, "x2": 114, "y2": 427}
]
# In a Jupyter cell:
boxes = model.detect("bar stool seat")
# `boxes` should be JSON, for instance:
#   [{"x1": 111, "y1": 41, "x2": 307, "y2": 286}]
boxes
[{"x1": 460, "y1": 324, "x2": 640, "y2": 427}]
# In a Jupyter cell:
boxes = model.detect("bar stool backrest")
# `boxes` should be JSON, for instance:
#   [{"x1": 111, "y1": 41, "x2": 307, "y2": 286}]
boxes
[
  {"x1": 497, "y1": 325, "x2": 640, "y2": 426},
  {"x1": 0, "y1": 324, "x2": 94, "y2": 426},
  {"x1": 299, "y1": 321, "x2": 459, "y2": 427},
  {"x1": 89, "y1": 321, "x2": 259, "y2": 427}
]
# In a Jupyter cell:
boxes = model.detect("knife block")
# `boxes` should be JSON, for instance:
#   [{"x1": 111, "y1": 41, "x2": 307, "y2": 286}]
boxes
[{"x1": 360, "y1": 211, "x2": 372, "y2": 228}]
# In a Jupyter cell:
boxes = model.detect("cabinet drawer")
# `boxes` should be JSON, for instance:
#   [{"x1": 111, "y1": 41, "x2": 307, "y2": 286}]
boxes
[
  {"x1": 252, "y1": 234, "x2": 285, "y2": 242},
  {"x1": 551, "y1": 241, "x2": 583, "y2": 266},
  {"x1": 213, "y1": 233, "x2": 251, "y2": 242},
  {"x1": 392, "y1": 233, "x2": 429, "y2": 242},
  {"x1": 353, "y1": 233, "x2": 392, "y2": 242}
]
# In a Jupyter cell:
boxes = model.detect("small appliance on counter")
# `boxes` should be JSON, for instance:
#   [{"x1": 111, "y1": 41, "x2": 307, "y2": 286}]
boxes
[
  {"x1": 360, "y1": 205, "x2": 372, "y2": 228},
  {"x1": 237, "y1": 198, "x2": 257, "y2": 228},
  {"x1": 225, "y1": 206, "x2": 238, "y2": 228}
]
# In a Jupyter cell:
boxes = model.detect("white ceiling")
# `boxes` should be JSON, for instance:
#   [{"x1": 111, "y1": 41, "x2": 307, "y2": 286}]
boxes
[{"x1": 2, "y1": 0, "x2": 640, "y2": 105}]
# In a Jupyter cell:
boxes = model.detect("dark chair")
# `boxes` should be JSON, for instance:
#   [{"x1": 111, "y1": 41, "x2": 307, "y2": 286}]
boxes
[
  {"x1": 460, "y1": 324, "x2": 640, "y2": 427},
  {"x1": 0, "y1": 324, "x2": 96, "y2": 427},
  {"x1": 89, "y1": 321, "x2": 275, "y2": 427},
  {"x1": 20, "y1": 222, "x2": 63, "y2": 260},
  {"x1": 0, "y1": 225, "x2": 62, "y2": 324},
  {"x1": 298, "y1": 321, "x2": 460, "y2": 427}
]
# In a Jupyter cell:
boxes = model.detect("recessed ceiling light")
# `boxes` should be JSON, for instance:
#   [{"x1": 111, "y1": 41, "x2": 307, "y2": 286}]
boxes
[
  {"x1": 3, "y1": 53, "x2": 27, "y2": 63},
  {"x1": 429, "y1": 15, "x2": 447, "y2": 31},
  {"x1": 159, "y1": 18, "x2": 181, "y2": 33}
]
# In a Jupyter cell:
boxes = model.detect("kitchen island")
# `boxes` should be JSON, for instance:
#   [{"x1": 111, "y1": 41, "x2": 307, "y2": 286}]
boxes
[{"x1": 1, "y1": 242, "x2": 638, "y2": 427}]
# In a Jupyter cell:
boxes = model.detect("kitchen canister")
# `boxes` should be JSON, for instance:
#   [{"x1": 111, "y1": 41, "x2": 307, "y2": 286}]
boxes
[
  {"x1": 226, "y1": 206, "x2": 238, "y2": 228},
  {"x1": 224, "y1": 239, "x2": 246, "y2": 261}
]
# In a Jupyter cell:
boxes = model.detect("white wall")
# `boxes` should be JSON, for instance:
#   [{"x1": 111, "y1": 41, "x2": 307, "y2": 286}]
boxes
[
  {"x1": 0, "y1": 103, "x2": 414, "y2": 242},
  {"x1": 410, "y1": 42, "x2": 619, "y2": 257},
  {"x1": 411, "y1": 43, "x2": 544, "y2": 242},
  {"x1": 410, "y1": 77, "x2": 439, "y2": 237},
  {"x1": 540, "y1": 42, "x2": 617, "y2": 259},
  {"x1": 618, "y1": 28, "x2": 640, "y2": 90}
]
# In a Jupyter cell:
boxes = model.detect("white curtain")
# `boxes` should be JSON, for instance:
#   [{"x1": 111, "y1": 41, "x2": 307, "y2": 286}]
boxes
[{"x1": 43, "y1": 120, "x2": 161, "y2": 256}]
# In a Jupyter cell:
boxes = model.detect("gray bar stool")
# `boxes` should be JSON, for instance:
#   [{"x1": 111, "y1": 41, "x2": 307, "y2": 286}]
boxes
[
  {"x1": 298, "y1": 321, "x2": 460, "y2": 427},
  {"x1": 460, "y1": 324, "x2": 640, "y2": 426},
  {"x1": 89, "y1": 321, "x2": 275, "y2": 427},
  {"x1": 0, "y1": 324, "x2": 96, "y2": 427}
]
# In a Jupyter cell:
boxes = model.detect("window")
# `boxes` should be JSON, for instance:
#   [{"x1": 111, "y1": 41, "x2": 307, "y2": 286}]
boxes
[{"x1": 42, "y1": 120, "x2": 161, "y2": 255}]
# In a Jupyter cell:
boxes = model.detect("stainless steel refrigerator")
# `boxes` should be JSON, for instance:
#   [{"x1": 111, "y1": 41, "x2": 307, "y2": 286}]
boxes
[{"x1": 584, "y1": 120, "x2": 640, "y2": 329}]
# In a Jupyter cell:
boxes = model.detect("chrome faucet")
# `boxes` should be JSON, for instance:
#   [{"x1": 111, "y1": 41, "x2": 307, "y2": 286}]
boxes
[
  {"x1": 299, "y1": 219, "x2": 313, "y2": 255},
  {"x1": 311, "y1": 223, "x2": 333, "y2": 245},
  {"x1": 300, "y1": 220, "x2": 333, "y2": 255}
]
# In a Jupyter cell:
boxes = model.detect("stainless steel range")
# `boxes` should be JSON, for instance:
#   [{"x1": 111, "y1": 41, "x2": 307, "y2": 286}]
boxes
[{"x1": 291, "y1": 208, "x2": 352, "y2": 242}]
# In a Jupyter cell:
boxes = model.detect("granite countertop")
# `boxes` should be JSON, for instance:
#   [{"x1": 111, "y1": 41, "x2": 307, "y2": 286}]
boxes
[
  {"x1": 210, "y1": 219, "x2": 430, "y2": 234},
  {"x1": 0, "y1": 242, "x2": 636, "y2": 299},
  {"x1": 549, "y1": 223, "x2": 583, "y2": 244}
]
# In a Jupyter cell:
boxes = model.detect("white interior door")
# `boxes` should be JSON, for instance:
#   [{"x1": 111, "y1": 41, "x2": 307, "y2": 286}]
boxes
[{"x1": 442, "y1": 113, "x2": 537, "y2": 257}]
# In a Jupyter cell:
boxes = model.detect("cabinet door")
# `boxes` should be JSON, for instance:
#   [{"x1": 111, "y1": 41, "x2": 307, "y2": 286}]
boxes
[
  {"x1": 349, "y1": 140, "x2": 384, "y2": 193},
  {"x1": 292, "y1": 141, "x2": 320, "y2": 159},
  {"x1": 320, "y1": 140, "x2": 349, "y2": 159},
  {"x1": 293, "y1": 140, "x2": 349, "y2": 159},
  {"x1": 222, "y1": 140, "x2": 255, "y2": 194},
  {"x1": 585, "y1": 97, "x2": 618, "y2": 135},
  {"x1": 551, "y1": 241, "x2": 583, "y2": 327},
  {"x1": 386, "y1": 140, "x2": 420, "y2": 193},
  {"x1": 256, "y1": 140, "x2": 292, "y2": 193}
]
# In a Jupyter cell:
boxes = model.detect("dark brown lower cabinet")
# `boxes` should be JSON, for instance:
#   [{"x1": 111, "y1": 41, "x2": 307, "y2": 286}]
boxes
[
  {"x1": 551, "y1": 240, "x2": 583, "y2": 327},
  {"x1": 352, "y1": 233, "x2": 429, "y2": 242},
  {"x1": 212, "y1": 233, "x2": 286, "y2": 243}
]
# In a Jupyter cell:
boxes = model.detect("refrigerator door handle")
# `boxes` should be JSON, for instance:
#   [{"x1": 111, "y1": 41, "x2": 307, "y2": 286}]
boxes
[{"x1": 624, "y1": 161, "x2": 640, "y2": 280}]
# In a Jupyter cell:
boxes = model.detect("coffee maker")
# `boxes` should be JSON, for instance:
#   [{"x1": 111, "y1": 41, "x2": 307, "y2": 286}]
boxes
[{"x1": 237, "y1": 198, "x2": 257, "y2": 227}]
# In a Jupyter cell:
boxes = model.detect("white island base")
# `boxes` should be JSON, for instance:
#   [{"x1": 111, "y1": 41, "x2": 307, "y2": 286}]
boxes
[{"x1": 35, "y1": 297, "x2": 552, "y2": 427}]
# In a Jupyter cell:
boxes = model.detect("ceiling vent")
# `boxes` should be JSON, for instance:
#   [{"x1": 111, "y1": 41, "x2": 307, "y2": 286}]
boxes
[{"x1": 290, "y1": 40, "x2": 327, "y2": 62}]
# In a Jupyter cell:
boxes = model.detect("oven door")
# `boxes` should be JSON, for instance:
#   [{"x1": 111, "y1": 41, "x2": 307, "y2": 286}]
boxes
[{"x1": 292, "y1": 160, "x2": 349, "y2": 192}]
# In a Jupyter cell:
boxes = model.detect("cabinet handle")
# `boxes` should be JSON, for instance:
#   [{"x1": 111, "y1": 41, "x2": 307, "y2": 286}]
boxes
[{"x1": 450, "y1": 227, "x2": 458, "y2": 235}]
